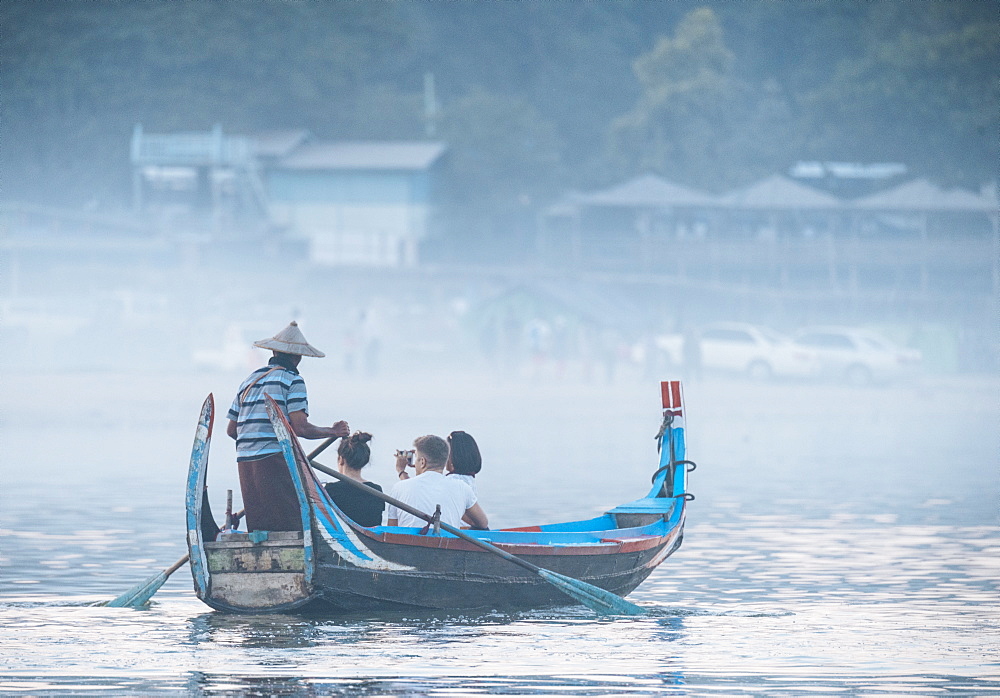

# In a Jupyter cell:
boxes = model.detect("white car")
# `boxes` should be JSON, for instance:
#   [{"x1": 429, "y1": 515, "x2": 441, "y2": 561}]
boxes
[
  {"x1": 697, "y1": 322, "x2": 819, "y2": 380},
  {"x1": 792, "y1": 326, "x2": 922, "y2": 385}
]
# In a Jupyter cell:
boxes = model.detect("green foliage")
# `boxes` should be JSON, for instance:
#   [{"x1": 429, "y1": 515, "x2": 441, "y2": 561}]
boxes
[
  {"x1": 431, "y1": 87, "x2": 563, "y2": 262},
  {"x1": 805, "y1": 16, "x2": 1000, "y2": 185},
  {"x1": 604, "y1": 8, "x2": 807, "y2": 191},
  {"x1": 439, "y1": 87, "x2": 563, "y2": 216},
  {"x1": 606, "y1": 8, "x2": 740, "y2": 189},
  {"x1": 633, "y1": 8, "x2": 734, "y2": 95},
  {"x1": 2, "y1": 0, "x2": 996, "y2": 215}
]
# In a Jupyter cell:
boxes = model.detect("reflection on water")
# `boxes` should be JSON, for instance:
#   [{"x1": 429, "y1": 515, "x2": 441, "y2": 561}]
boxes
[
  {"x1": 3, "y1": 674, "x2": 998, "y2": 696},
  {"x1": 1, "y1": 374, "x2": 997, "y2": 694},
  {"x1": 1, "y1": 514, "x2": 997, "y2": 695},
  {"x1": 189, "y1": 613, "x2": 326, "y2": 650}
]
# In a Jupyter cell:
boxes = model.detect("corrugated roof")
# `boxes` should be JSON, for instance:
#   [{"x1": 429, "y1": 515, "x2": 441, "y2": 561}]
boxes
[
  {"x1": 720, "y1": 174, "x2": 841, "y2": 209},
  {"x1": 277, "y1": 141, "x2": 447, "y2": 170},
  {"x1": 790, "y1": 161, "x2": 907, "y2": 180},
  {"x1": 852, "y1": 178, "x2": 998, "y2": 212},
  {"x1": 580, "y1": 174, "x2": 717, "y2": 207},
  {"x1": 252, "y1": 130, "x2": 311, "y2": 158}
]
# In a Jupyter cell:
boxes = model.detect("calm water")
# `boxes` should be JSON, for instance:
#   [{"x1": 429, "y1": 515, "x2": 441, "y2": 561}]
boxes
[{"x1": 1, "y1": 371, "x2": 998, "y2": 695}]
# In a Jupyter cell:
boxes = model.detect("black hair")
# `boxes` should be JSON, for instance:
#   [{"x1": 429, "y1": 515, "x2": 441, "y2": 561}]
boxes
[
  {"x1": 338, "y1": 431, "x2": 373, "y2": 471},
  {"x1": 448, "y1": 430, "x2": 482, "y2": 476}
]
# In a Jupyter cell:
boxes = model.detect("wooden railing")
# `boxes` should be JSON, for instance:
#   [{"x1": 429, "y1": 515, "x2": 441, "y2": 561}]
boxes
[{"x1": 130, "y1": 127, "x2": 253, "y2": 167}]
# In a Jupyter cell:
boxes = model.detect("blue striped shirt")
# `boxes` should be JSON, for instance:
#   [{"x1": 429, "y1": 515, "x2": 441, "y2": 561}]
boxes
[{"x1": 227, "y1": 361, "x2": 309, "y2": 461}]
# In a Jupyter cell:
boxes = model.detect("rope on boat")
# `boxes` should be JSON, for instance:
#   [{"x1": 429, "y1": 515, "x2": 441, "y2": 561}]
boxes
[
  {"x1": 654, "y1": 411, "x2": 674, "y2": 453},
  {"x1": 652, "y1": 409, "x2": 697, "y2": 497},
  {"x1": 651, "y1": 460, "x2": 697, "y2": 484}
]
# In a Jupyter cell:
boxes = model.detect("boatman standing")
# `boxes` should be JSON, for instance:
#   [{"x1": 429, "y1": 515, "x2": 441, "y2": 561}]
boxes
[{"x1": 227, "y1": 321, "x2": 350, "y2": 532}]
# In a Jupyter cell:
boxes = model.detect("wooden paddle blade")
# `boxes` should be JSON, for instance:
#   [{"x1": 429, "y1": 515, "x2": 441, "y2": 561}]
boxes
[
  {"x1": 100, "y1": 570, "x2": 169, "y2": 608},
  {"x1": 99, "y1": 555, "x2": 190, "y2": 607},
  {"x1": 537, "y1": 570, "x2": 645, "y2": 615}
]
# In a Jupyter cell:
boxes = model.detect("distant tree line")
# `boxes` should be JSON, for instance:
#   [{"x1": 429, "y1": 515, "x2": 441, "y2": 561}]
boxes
[{"x1": 3, "y1": 0, "x2": 996, "y2": 243}]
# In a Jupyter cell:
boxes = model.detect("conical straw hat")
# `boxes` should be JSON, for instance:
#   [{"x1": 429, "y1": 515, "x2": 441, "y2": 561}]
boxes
[{"x1": 253, "y1": 321, "x2": 325, "y2": 357}]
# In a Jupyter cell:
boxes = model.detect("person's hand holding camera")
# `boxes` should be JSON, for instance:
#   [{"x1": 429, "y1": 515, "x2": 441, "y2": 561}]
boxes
[{"x1": 394, "y1": 449, "x2": 414, "y2": 480}]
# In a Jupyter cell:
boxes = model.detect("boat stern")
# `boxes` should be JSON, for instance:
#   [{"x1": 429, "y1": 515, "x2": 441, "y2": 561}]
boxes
[{"x1": 201, "y1": 531, "x2": 315, "y2": 613}]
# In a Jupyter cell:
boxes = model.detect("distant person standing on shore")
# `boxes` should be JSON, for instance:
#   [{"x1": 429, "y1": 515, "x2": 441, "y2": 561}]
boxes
[{"x1": 227, "y1": 321, "x2": 350, "y2": 532}]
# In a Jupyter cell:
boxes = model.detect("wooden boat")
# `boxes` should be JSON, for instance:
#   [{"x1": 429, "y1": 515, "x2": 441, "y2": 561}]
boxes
[{"x1": 186, "y1": 381, "x2": 694, "y2": 614}]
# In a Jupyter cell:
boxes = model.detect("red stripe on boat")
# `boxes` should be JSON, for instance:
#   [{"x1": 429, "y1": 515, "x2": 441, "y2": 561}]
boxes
[
  {"x1": 500, "y1": 525, "x2": 544, "y2": 532},
  {"x1": 660, "y1": 380, "x2": 683, "y2": 412}
]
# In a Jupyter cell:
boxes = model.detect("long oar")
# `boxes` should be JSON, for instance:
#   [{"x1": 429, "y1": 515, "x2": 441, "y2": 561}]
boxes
[
  {"x1": 100, "y1": 436, "x2": 340, "y2": 608},
  {"x1": 309, "y1": 458, "x2": 645, "y2": 616}
]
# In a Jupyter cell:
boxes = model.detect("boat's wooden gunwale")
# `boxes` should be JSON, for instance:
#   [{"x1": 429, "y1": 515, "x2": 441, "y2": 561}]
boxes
[{"x1": 366, "y1": 529, "x2": 669, "y2": 555}]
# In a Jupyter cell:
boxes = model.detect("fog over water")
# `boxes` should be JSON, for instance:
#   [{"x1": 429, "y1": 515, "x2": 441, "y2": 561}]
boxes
[
  {"x1": 2, "y1": 1, "x2": 998, "y2": 694},
  {"x1": 1, "y1": 337, "x2": 998, "y2": 693},
  {"x1": 2, "y1": 134, "x2": 998, "y2": 698}
]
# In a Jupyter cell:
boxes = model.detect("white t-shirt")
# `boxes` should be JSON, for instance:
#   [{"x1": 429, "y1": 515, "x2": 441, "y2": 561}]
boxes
[
  {"x1": 447, "y1": 472, "x2": 478, "y2": 494},
  {"x1": 386, "y1": 470, "x2": 477, "y2": 529}
]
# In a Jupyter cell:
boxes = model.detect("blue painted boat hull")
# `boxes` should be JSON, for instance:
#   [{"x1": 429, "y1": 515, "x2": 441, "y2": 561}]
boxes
[{"x1": 188, "y1": 382, "x2": 693, "y2": 614}]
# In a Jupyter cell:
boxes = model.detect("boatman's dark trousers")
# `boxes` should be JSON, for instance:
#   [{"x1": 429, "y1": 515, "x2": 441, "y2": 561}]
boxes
[{"x1": 238, "y1": 452, "x2": 304, "y2": 532}]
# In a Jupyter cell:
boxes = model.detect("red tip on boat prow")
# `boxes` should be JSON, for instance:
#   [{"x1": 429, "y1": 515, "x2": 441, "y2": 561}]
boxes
[{"x1": 660, "y1": 380, "x2": 683, "y2": 417}]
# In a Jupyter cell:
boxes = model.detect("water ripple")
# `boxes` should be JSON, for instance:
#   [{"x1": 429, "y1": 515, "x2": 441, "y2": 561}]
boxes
[{"x1": 2, "y1": 441, "x2": 998, "y2": 694}]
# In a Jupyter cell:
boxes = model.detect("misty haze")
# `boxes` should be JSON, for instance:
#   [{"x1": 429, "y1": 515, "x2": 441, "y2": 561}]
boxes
[{"x1": 1, "y1": 1, "x2": 997, "y2": 695}]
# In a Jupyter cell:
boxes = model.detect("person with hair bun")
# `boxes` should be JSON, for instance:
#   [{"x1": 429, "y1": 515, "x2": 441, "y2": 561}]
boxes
[{"x1": 323, "y1": 431, "x2": 384, "y2": 527}]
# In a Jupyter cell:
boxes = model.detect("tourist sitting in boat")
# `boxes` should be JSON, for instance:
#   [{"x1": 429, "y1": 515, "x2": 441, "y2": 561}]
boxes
[
  {"x1": 387, "y1": 435, "x2": 489, "y2": 530},
  {"x1": 226, "y1": 321, "x2": 350, "y2": 532},
  {"x1": 323, "y1": 431, "x2": 384, "y2": 527},
  {"x1": 445, "y1": 430, "x2": 482, "y2": 493},
  {"x1": 447, "y1": 430, "x2": 488, "y2": 529}
]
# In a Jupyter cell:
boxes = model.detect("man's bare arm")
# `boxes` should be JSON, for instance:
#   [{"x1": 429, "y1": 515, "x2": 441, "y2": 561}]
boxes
[
  {"x1": 288, "y1": 410, "x2": 349, "y2": 440},
  {"x1": 463, "y1": 503, "x2": 488, "y2": 530}
]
